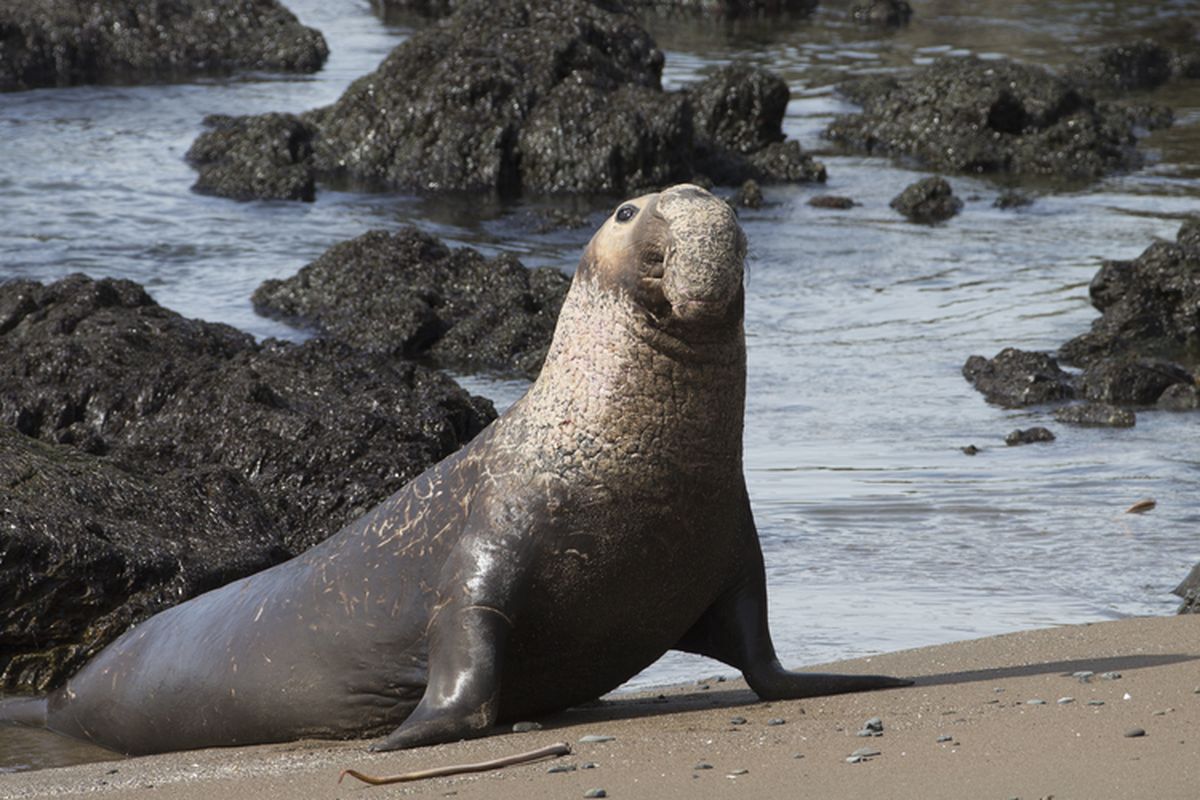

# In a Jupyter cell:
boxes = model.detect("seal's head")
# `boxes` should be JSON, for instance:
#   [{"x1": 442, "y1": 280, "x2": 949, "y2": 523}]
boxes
[{"x1": 577, "y1": 184, "x2": 747, "y2": 329}]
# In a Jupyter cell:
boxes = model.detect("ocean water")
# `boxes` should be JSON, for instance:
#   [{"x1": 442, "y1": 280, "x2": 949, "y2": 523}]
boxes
[{"x1": 1, "y1": 0, "x2": 1198, "y2": 773}]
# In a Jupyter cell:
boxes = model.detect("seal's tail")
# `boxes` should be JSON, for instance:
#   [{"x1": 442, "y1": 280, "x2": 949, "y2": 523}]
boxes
[{"x1": 0, "y1": 696, "x2": 48, "y2": 728}]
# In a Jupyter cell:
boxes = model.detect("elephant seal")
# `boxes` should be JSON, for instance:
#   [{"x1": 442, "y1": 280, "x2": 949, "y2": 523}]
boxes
[{"x1": 0, "y1": 184, "x2": 909, "y2": 755}]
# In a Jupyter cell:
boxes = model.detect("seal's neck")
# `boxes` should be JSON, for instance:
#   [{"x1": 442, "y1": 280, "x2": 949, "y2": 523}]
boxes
[{"x1": 517, "y1": 274, "x2": 745, "y2": 479}]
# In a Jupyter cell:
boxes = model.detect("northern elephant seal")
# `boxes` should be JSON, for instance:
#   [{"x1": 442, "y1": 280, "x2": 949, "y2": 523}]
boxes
[{"x1": 0, "y1": 184, "x2": 909, "y2": 755}]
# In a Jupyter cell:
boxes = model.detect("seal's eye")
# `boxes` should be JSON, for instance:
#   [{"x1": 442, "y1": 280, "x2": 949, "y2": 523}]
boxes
[{"x1": 615, "y1": 204, "x2": 638, "y2": 223}]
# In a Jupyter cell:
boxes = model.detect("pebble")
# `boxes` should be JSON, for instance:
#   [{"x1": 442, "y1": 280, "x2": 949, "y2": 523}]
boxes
[
  {"x1": 727, "y1": 769, "x2": 749, "y2": 776},
  {"x1": 729, "y1": 716, "x2": 747, "y2": 725},
  {"x1": 548, "y1": 764, "x2": 577, "y2": 774},
  {"x1": 584, "y1": 790, "x2": 607, "y2": 798},
  {"x1": 851, "y1": 747, "x2": 882, "y2": 758},
  {"x1": 511, "y1": 721, "x2": 542, "y2": 733},
  {"x1": 581, "y1": 762, "x2": 597, "y2": 770},
  {"x1": 579, "y1": 735, "x2": 615, "y2": 744},
  {"x1": 1123, "y1": 693, "x2": 1132, "y2": 701},
  {"x1": 1087, "y1": 700, "x2": 1105, "y2": 707},
  {"x1": 694, "y1": 763, "x2": 713, "y2": 770},
  {"x1": 1101, "y1": 672, "x2": 1122, "y2": 681},
  {"x1": 863, "y1": 717, "x2": 884, "y2": 732},
  {"x1": 1072, "y1": 671, "x2": 1094, "y2": 683},
  {"x1": 1124, "y1": 728, "x2": 1146, "y2": 738},
  {"x1": 766, "y1": 718, "x2": 786, "y2": 726},
  {"x1": 1026, "y1": 699, "x2": 1046, "y2": 705},
  {"x1": 846, "y1": 755, "x2": 863, "y2": 764},
  {"x1": 936, "y1": 734, "x2": 954, "y2": 743},
  {"x1": 1057, "y1": 697, "x2": 1074, "y2": 705}
]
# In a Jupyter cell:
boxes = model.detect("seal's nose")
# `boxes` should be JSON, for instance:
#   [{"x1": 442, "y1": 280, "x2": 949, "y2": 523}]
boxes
[{"x1": 655, "y1": 184, "x2": 746, "y2": 322}]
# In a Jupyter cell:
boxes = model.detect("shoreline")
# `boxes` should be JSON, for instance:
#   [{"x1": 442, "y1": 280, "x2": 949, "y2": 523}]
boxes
[{"x1": 2, "y1": 614, "x2": 1197, "y2": 799}]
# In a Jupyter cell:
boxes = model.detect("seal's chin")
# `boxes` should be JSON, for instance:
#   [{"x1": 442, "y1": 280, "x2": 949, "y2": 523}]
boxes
[{"x1": 670, "y1": 294, "x2": 729, "y2": 322}]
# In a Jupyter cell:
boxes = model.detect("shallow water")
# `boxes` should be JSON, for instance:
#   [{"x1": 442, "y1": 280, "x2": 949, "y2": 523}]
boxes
[{"x1": 2, "y1": 0, "x2": 1199, "y2": 772}]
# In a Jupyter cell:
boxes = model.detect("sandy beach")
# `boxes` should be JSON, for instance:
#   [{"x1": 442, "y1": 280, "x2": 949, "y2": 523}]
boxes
[{"x1": 2, "y1": 615, "x2": 1197, "y2": 799}]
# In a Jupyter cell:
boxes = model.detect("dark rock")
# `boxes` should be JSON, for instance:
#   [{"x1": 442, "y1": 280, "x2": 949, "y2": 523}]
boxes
[
  {"x1": 963, "y1": 349, "x2": 1076, "y2": 408},
  {"x1": 691, "y1": 63, "x2": 788, "y2": 155},
  {"x1": 1005, "y1": 427, "x2": 1055, "y2": 446},
  {"x1": 252, "y1": 227, "x2": 571, "y2": 378},
  {"x1": 1175, "y1": 562, "x2": 1200, "y2": 614},
  {"x1": 1066, "y1": 41, "x2": 1174, "y2": 95},
  {"x1": 0, "y1": 426, "x2": 287, "y2": 693},
  {"x1": 1060, "y1": 219, "x2": 1200, "y2": 368},
  {"x1": 0, "y1": 275, "x2": 496, "y2": 694},
  {"x1": 731, "y1": 179, "x2": 764, "y2": 209},
  {"x1": 0, "y1": 0, "x2": 328, "y2": 92},
  {"x1": 187, "y1": 113, "x2": 318, "y2": 202},
  {"x1": 826, "y1": 56, "x2": 1146, "y2": 182},
  {"x1": 961, "y1": 444, "x2": 979, "y2": 455},
  {"x1": 1052, "y1": 403, "x2": 1136, "y2": 428},
  {"x1": 808, "y1": 195, "x2": 856, "y2": 209},
  {"x1": 994, "y1": 191, "x2": 1034, "y2": 209},
  {"x1": 1080, "y1": 358, "x2": 1193, "y2": 405},
  {"x1": 371, "y1": 0, "x2": 819, "y2": 18},
  {"x1": 1157, "y1": 382, "x2": 1200, "y2": 411},
  {"x1": 890, "y1": 176, "x2": 962, "y2": 223},
  {"x1": 852, "y1": 1, "x2": 911, "y2": 27},
  {"x1": 187, "y1": 1, "x2": 821, "y2": 201}
]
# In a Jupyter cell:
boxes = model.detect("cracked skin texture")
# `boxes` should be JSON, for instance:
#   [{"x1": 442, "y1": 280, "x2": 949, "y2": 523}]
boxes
[{"x1": 2, "y1": 184, "x2": 908, "y2": 756}]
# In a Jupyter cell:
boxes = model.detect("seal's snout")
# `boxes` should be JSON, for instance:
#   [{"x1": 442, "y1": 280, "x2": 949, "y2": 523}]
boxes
[{"x1": 656, "y1": 184, "x2": 746, "y2": 323}]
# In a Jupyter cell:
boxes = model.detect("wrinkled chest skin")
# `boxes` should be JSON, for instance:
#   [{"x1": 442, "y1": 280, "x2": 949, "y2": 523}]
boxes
[{"x1": 12, "y1": 184, "x2": 909, "y2": 757}]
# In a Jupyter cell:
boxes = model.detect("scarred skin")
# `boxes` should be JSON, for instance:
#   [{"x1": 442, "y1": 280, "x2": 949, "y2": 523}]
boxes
[{"x1": 0, "y1": 184, "x2": 909, "y2": 756}]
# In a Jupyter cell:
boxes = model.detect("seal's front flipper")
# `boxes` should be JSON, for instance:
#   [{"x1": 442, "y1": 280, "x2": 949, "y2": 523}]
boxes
[
  {"x1": 674, "y1": 513, "x2": 912, "y2": 699},
  {"x1": 371, "y1": 604, "x2": 512, "y2": 751}
]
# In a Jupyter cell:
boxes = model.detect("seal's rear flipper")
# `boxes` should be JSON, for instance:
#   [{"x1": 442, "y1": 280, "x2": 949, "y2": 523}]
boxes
[{"x1": 0, "y1": 696, "x2": 48, "y2": 728}]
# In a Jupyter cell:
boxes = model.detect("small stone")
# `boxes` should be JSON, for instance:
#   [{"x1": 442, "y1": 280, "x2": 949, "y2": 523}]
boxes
[
  {"x1": 808, "y1": 195, "x2": 856, "y2": 210},
  {"x1": 579, "y1": 735, "x2": 615, "y2": 743},
  {"x1": 1123, "y1": 693, "x2": 1132, "y2": 700},
  {"x1": 936, "y1": 734, "x2": 954, "y2": 743},
  {"x1": 863, "y1": 717, "x2": 884, "y2": 732},
  {"x1": 1101, "y1": 672, "x2": 1122, "y2": 681},
  {"x1": 512, "y1": 721, "x2": 542, "y2": 733},
  {"x1": 584, "y1": 790, "x2": 607, "y2": 798},
  {"x1": 1026, "y1": 699, "x2": 1046, "y2": 705},
  {"x1": 994, "y1": 687, "x2": 1005, "y2": 693},
  {"x1": 1073, "y1": 671, "x2": 1094, "y2": 683},
  {"x1": 548, "y1": 764, "x2": 578, "y2": 774},
  {"x1": 581, "y1": 762, "x2": 597, "y2": 769},
  {"x1": 1124, "y1": 728, "x2": 1146, "y2": 738},
  {"x1": 961, "y1": 444, "x2": 980, "y2": 455},
  {"x1": 1088, "y1": 700, "x2": 1105, "y2": 706},
  {"x1": 1005, "y1": 426, "x2": 1056, "y2": 446},
  {"x1": 766, "y1": 718, "x2": 786, "y2": 726},
  {"x1": 851, "y1": 747, "x2": 881, "y2": 758},
  {"x1": 1058, "y1": 697, "x2": 1074, "y2": 705},
  {"x1": 793, "y1": 753, "x2": 805, "y2": 759},
  {"x1": 856, "y1": 729, "x2": 874, "y2": 737},
  {"x1": 727, "y1": 768, "x2": 749, "y2": 776},
  {"x1": 694, "y1": 763, "x2": 713, "y2": 770},
  {"x1": 729, "y1": 716, "x2": 747, "y2": 725}
]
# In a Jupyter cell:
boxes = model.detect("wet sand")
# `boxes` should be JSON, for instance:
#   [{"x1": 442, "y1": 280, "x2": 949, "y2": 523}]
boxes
[{"x1": 2, "y1": 615, "x2": 1197, "y2": 799}]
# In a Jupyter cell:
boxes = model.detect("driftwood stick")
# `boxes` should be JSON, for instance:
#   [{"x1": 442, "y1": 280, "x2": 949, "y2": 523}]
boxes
[{"x1": 339, "y1": 742, "x2": 572, "y2": 786}]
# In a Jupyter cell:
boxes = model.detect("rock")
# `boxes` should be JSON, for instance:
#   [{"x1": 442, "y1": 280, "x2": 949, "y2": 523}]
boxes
[
  {"x1": 371, "y1": 0, "x2": 819, "y2": 18},
  {"x1": 890, "y1": 177, "x2": 962, "y2": 223},
  {"x1": 1066, "y1": 40, "x2": 1175, "y2": 95},
  {"x1": 825, "y1": 56, "x2": 1148, "y2": 182},
  {"x1": 251, "y1": 227, "x2": 570, "y2": 378},
  {"x1": 730, "y1": 180, "x2": 765, "y2": 209},
  {"x1": 1174, "y1": 561, "x2": 1200, "y2": 614},
  {"x1": 1060, "y1": 219, "x2": 1200, "y2": 369},
  {"x1": 962, "y1": 348, "x2": 1077, "y2": 407},
  {"x1": 512, "y1": 721, "x2": 543, "y2": 733},
  {"x1": 579, "y1": 734, "x2": 615, "y2": 743},
  {"x1": 994, "y1": 191, "x2": 1034, "y2": 209},
  {"x1": 808, "y1": 195, "x2": 856, "y2": 209},
  {"x1": 0, "y1": 0, "x2": 328, "y2": 92},
  {"x1": 1080, "y1": 358, "x2": 1193, "y2": 405},
  {"x1": 1157, "y1": 383, "x2": 1200, "y2": 410},
  {"x1": 1005, "y1": 427, "x2": 1055, "y2": 446},
  {"x1": 1052, "y1": 403, "x2": 1136, "y2": 428},
  {"x1": 0, "y1": 426, "x2": 284, "y2": 693},
  {"x1": 1124, "y1": 727, "x2": 1146, "y2": 738},
  {"x1": 852, "y1": 1, "x2": 911, "y2": 27},
  {"x1": 584, "y1": 790, "x2": 607, "y2": 799},
  {"x1": 187, "y1": 113, "x2": 318, "y2": 202},
  {"x1": 0, "y1": 275, "x2": 495, "y2": 691},
  {"x1": 188, "y1": 1, "x2": 822, "y2": 201},
  {"x1": 961, "y1": 444, "x2": 979, "y2": 455}
]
